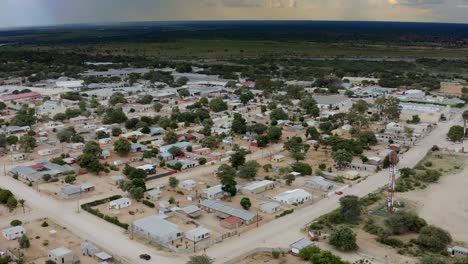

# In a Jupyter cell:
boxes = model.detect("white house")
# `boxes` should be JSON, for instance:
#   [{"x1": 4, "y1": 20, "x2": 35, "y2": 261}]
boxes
[
  {"x1": 274, "y1": 189, "x2": 312, "y2": 205},
  {"x1": 11, "y1": 153, "x2": 26, "y2": 161},
  {"x1": 98, "y1": 138, "x2": 112, "y2": 145},
  {"x1": 241, "y1": 180, "x2": 276, "y2": 195},
  {"x1": 109, "y1": 197, "x2": 131, "y2": 210},
  {"x1": 260, "y1": 202, "x2": 282, "y2": 214},
  {"x1": 179, "y1": 180, "x2": 197, "y2": 191},
  {"x1": 185, "y1": 227, "x2": 211, "y2": 242},
  {"x1": 37, "y1": 147, "x2": 60, "y2": 156},
  {"x1": 2, "y1": 226, "x2": 26, "y2": 240},
  {"x1": 202, "y1": 185, "x2": 226, "y2": 200},
  {"x1": 48, "y1": 247, "x2": 74, "y2": 264}
]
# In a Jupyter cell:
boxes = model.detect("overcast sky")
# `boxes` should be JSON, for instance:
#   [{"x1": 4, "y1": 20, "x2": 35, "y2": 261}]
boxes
[{"x1": 0, "y1": 0, "x2": 467, "y2": 28}]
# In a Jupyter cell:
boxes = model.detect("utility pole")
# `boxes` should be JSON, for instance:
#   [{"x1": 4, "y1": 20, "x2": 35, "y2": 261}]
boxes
[{"x1": 387, "y1": 151, "x2": 399, "y2": 214}]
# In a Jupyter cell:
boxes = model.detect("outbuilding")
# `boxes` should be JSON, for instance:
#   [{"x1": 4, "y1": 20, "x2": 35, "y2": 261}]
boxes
[
  {"x1": 48, "y1": 247, "x2": 74, "y2": 264},
  {"x1": 109, "y1": 197, "x2": 131, "y2": 210},
  {"x1": 290, "y1": 238, "x2": 314, "y2": 255}
]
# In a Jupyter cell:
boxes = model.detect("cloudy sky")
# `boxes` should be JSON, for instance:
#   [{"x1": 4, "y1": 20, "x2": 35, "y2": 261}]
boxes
[{"x1": 0, "y1": 0, "x2": 467, "y2": 28}]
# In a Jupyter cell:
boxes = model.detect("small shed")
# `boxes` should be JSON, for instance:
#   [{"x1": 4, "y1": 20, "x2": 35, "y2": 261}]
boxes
[
  {"x1": 146, "y1": 189, "x2": 162, "y2": 201},
  {"x1": 95, "y1": 252, "x2": 113, "y2": 262},
  {"x1": 61, "y1": 184, "x2": 82, "y2": 199},
  {"x1": 290, "y1": 238, "x2": 314, "y2": 255},
  {"x1": 80, "y1": 242, "x2": 99, "y2": 256}
]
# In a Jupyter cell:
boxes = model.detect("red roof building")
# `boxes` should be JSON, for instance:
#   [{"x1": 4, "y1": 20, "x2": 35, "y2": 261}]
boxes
[{"x1": 0, "y1": 92, "x2": 42, "y2": 102}]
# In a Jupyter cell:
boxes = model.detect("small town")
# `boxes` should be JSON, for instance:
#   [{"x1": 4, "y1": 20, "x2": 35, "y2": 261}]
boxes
[{"x1": 0, "y1": 7, "x2": 468, "y2": 264}]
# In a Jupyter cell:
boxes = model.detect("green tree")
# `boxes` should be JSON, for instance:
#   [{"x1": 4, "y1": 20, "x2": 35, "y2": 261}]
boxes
[
  {"x1": 114, "y1": 139, "x2": 131, "y2": 156},
  {"x1": 102, "y1": 108, "x2": 128, "y2": 124},
  {"x1": 112, "y1": 127, "x2": 122, "y2": 136},
  {"x1": 83, "y1": 141, "x2": 102, "y2": 157},
  {"x1": 240, "y1": 197, "x2": 252, "y2": 210},
  {"x1": 209, "y1": 97, "x2": 228, "y2": 112},
  {"x1": 300, "y1": 96, "x2": 320, "y2": 117},
  {"x1": 306, "y1": 127, "x2": 320, "y2": 140},
  {"x1": 129, "y1": 187, "x2": 145, "y2": 201},
  {"x1": 270, "y1": 108, "x2": 289, "y2": 121},
  {"x1": 10, "y1": 106, "x2": 36, "y2": 126},
  {"x1": 186, "y1": 254, "x2": 214, "y2": 264},
  {"x1": 153, "y1": 102, "x2": 163, "y2": 112},
  {"x1": 19, "y1": 135, "x2": 36, "y2": 152},
  {"x1": 420, "y1": 256, "x2": 445, "y2": 264},
  {"x1": 64, "y1": 175, "x2": 76, "y2": 184},
  {"x1": 237, "y1": 160, "x2": 260, "y2": 179},
  {"x1": 201, "y1": 136, "x2": 220, "y2": 149},
  {"x1": 231, "y1": 113, "x2": 247, "y2": 134},
  {"x1": 178, "y1": 88, "x2": 190, "y2": 97},
  {"x1": 109, "y1": 92, "x2": 127, "y2": 106},
  {"x1": 417, "y1": 225, "x2": 452, "y2": 252},
  {"x1": 332, "y1": 150, "x2": 353, "y2": 169},
  {"x1": 230, "y1": 148, "x2": 247, "y2": 169},
  {"x1": 216, "y1": 164, "x2": 237, "y2": 186},
  {"x1": 350, "y1": 100, "x2": 369, "y2": 114},
  {"x1": 240, "y1": 91, "x2": 254, "y2": 105},
  {"x1": 291, "y1": 162, "x2": 312, "y2": 176},
  {"x1": 137, "y1": 94, "x2": 154, "y2": 104},
  {"x1": 19, "y1": 235, "x2": 30, "y2": 248},
  {"x1": 78, "y1": 153, "x2": 104, "y2": 174},
  {"x1": 169, "y1": 177, "x2": 179, "y2": 188},
  {"x1": 168, "y1": 146, "x2": 184, "y2": 157},
  {"x1": 267, "y1": 126, "x2": 282, "y2": 143},
  {"x1": 6, "y1": 135, "x2": 18, "y2": 145},
  {"x1": 339, "y1": 195, "x2": 361, "y2": 224},
  {"x1": 447, "y1": 125, "x2": 464, "y2": 142},
  {"x1": 10, "y1": 219, "x2": 22, "y2": 226},
  {"x1": 6, "y1": 196, "x2": 17, "y2": 211},
  {"x1": 329, "y1": 225, "x2": 358, "y2": 251},
  {"x1": 164, "y1": 131, "x2": 178, "y2": 144}
]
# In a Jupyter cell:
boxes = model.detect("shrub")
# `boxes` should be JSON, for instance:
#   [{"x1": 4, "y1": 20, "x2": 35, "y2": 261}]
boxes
[
  {"x1": 272, "y1": 250, "x2": 281, "y2": 259},
  {"x1": 10, "y1": 220, "x2": 22, "y2": 226},
  {"x1": 41, "y1": 221, "x2": 49, "y2": 227},
  {"x1": 329, "y1": 225, "x2": 358, "y2": 251},
  {"x1": 142, "y1": 200, "x2": 155, "y2": 208},
  {"x1": 417, "y1": 225, "x2": 452, "y2": 252},
  {"x1": 385, "y1": 211, "x2": 427, "y2": 235},
  {"x1": 377, "y1": 236, "x2": 405, "y2": 248}
]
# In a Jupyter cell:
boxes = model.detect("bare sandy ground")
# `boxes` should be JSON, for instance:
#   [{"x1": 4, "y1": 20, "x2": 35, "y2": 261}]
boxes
[{"x1": 400, "y1": 157, "x2": 468, "y2": 244}]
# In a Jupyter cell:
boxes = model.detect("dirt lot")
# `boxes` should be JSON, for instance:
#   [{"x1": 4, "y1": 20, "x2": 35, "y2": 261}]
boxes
[
  {"x1": 238, "y1": 251, "x2": 309, "y2": 264},
  {"x1": 400, "y1": 155, "x2": 468, "y2": 244},
  {"x1": 0, "y1": 219, "x2": 101, "y2": 264}
]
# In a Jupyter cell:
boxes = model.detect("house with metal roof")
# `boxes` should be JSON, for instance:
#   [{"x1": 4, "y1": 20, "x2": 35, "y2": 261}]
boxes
[
  {"x1": 274, "y1": 189, "x2": 312, "y2": 205},
  {"x1": 180, "y1": 205, "x2": 202, "y2": 218},
  {"x1": 448, "y1": 246, "x2": 468, "y2": 257},
  {"x1": 304, "y1": 176, "x2": 336, "y2": 191},
  {"x1": 48, "y1": 247, "x2": 74, "y2": 264},
  {"x1": 132, "y1": 215, "x2": 183, "y2": 244},
  {"x1": 145, "y1": 189, "x2": 162, "y2": 201},
  {"x1": 185, "y1": 227, "x2": 211, "y2": 242},
  {"x1": 160, "y1": 142, "x2": 192, "y2": 153},
  {"x1": 200, "y1": 199, "x2": 259, "y2": 225},
  {"x1": 9, "y1": 160, "x2": 77, "y2": 182},
  {"x1": 202, "y1": 185, "x2": 226, "y2": 200},
  {"x1": 61, "y1": 184, "x2": 82, "y2": 199},
  {"x1": 241, "y1": 180, "x2": 276, "y2": 195},
  {"x1": 109, "y1": 197, "x2": 131, "y2": 210},
  {"x1": 260, "y1": 202, "x2": 282, "y2": 214},
  {"x1": 2, "y1": 226, "x2": 26, "y2": 240}
]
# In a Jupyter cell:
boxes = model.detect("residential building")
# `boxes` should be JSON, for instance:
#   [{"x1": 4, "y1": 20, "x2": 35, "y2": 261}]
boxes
[
  {"x1": 180, "y1": 205, "x2": 202, "y2": 218},
  {"x1": 61, "y1": 184, "x2": 82, "y2": 199},
  {"x1": 80, "y1": 242, "x2": 99, "y2": 257},
  {"x1": 274, "y1": 189, "x2": 312, "y2": 205},
  {"x1": 260, "y1": 202, "x2": 282, "y2": 214},
  {"x1": 2, "y1": 226, "x2": 26, "y2": 240},
  {"x1": 200, "y1": 199, "x2": 260, "y2": 226},
  {"x1": 241, "y1": 180, "x2": 276, "y2": 195},
  {"x1": 179, "y1": 180, "x2": 197, "y2": 191},
  {"x1": 448, "y1": 246, "x2": 468, "y2": 257},
  {"x1": 109, "y1": 197, "x2": 131, "y2": 210},
  {"x1": 185, "y1": 227, "x2": 211, "y2": 242},
  {"x1": 145, "y1": 189, "x2": 162, "y2": 201},
  {"x1": 9, "y1": 160, "x2": 77, "y2": 182},
  {"x1": 304, "y1": 176, "x2": 336, "y2": 191},
  {"x1": 48, "y1": 247, "x2": 74, "y2": 264},
  {"x1": 0, "y1": 92, "x2": 41, "y2": 103},
  {"x1": 131, "y1": 215, "x2": 183, "y2": 244},
  {"x1": 202, "y1": 185, "x2": 226, "y2": 200}
]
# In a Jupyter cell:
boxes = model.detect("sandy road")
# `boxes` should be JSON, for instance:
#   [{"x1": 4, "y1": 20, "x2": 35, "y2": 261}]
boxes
[{"x1": 0, "y1": 108, "x2": 463, "y2": 264}]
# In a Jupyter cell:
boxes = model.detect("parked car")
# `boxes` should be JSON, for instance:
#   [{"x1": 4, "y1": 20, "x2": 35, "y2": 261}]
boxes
[{"x1": 140, "y1": 254, "x2": 151, "y2": 260}]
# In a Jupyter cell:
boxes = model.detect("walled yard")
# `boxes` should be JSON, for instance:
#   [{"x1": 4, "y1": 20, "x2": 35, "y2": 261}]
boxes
[{"x1": 0, "y1": 219, "x2": 101, "y2": 264}]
